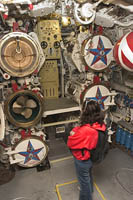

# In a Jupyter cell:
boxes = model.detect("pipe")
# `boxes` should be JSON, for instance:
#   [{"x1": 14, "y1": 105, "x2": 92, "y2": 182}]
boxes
[{"x1": 114, "y1": 20, "x2": 133, "y2": 27}]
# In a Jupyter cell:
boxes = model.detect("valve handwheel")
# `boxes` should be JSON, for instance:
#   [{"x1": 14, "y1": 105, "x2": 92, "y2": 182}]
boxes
[{"x1": 74, "y1": 3, "x2": 96, "y2": 25}]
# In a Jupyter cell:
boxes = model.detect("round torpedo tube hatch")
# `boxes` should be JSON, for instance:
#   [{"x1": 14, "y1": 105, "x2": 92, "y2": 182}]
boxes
[
  {"x1": 12, "y1": 136, "x2": 48, "y2": 168},
  {"x1": 80, "y1": 84, "x2": 111, "y2": 111},
  {"x1": 0, "y1": 32, "x2": 41, "y2": 77},
  {"x1": 4, "y1": 90, "x2": 44, "y2": 128},
  {"x1": 82, "y1": 35, "x2": 113, "y2": 71}
]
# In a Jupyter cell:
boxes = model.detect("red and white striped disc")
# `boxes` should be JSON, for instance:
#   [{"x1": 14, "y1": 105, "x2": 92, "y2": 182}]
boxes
[{"x1": 114, "y1": 32, "x2": 133, "y2": 72}]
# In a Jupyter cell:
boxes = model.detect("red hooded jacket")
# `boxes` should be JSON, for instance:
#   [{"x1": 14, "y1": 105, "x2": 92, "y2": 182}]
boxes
[{"x1": 67, "y1": 122, "x2": 106, "y2": 160}]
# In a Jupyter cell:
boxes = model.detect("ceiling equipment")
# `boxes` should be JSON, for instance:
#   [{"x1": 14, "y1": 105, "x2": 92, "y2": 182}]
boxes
[{"x1": 74, "y1": 3, "x2": 96, "y2": 25}]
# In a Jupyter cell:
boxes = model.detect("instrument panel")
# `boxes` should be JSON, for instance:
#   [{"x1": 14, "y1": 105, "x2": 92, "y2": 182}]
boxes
[{"x1": 37, "y1": 20, "x2": 62, "y2": 59}]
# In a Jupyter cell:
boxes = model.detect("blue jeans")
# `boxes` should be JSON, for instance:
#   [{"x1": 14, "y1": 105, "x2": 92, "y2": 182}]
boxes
[{"x1": 74, "y1": 157, "x2": 93, "y2": 200}]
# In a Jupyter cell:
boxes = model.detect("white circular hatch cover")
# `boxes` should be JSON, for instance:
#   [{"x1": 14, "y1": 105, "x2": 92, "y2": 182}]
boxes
[
  {"x1": 82, "y1": 35, "x2": 113, "y2": 71},
  {"x1": 13, "y1": 136, "x2": 48, "y2": 167}
]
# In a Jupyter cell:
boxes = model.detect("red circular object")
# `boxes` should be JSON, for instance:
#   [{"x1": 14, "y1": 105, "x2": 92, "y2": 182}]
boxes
[
  {"x1": 3, "y1": 14, "x2": 8, "y2": 20},
  {"x1": 29, "y1": 4, "x2": 33, "y2": 10},
  {"x1": 113, "y1": 32, "x2": 133, "y2": 72}
]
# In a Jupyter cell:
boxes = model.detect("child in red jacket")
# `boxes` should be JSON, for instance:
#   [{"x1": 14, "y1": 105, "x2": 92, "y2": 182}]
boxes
[{"x1": 67, "y1": 100, "x2": 105, "y2": 200}]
